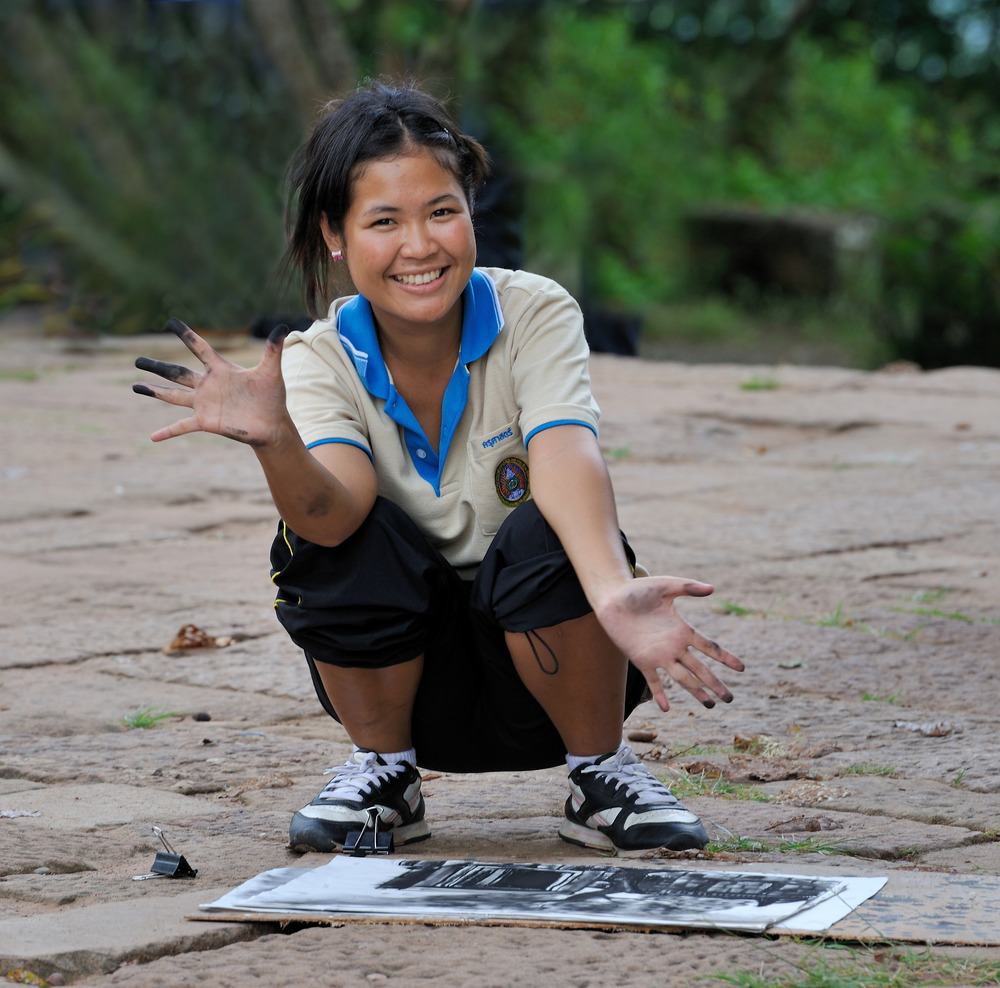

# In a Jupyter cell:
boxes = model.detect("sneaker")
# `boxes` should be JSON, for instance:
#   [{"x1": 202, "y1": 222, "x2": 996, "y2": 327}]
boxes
[
  {"x1": 288, "y1": 749, "x2": 431, "y2": 853},
  {"x1": 558, "y1": 745, "x2": 709, "y2": 854}
]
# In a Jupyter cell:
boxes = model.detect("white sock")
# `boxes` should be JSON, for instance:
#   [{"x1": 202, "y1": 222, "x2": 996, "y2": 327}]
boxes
[
  {"x1": 356, "y1": 744, "x2": 416, "y2": 767},
  {"x1": 566, "y1": 742, "x2": 624, "y2": 772}
]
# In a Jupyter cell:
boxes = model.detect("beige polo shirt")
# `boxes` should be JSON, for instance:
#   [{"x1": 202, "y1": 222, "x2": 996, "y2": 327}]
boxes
[{"x1": 281, "y1": 267, "x2": 600, "y2": 577}]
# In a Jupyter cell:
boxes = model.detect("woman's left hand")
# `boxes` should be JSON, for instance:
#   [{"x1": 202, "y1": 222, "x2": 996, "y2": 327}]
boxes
[{"x1": 594, "y1": 576, "x2": 744, "y2": 712}]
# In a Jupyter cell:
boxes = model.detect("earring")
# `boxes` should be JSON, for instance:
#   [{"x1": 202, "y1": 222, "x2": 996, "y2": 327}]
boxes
[{"x1": 330, "y1": 249, "x2": 343, "y2": 262}]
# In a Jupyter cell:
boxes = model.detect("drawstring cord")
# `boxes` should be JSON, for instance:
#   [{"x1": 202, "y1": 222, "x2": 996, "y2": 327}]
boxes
[{"x1": 524, "y1": 629, "x2": 559, "y2": 675}]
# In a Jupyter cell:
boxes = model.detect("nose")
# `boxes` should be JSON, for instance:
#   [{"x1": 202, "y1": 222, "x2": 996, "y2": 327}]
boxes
[{"x1": 401, "y1": 221, "x2": 434, "y2": 258}]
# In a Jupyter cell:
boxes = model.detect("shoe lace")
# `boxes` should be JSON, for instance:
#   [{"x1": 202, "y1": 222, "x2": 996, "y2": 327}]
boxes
[
  {"x1": 593, "y1": 745, "x2": 680, "y2": 806},
  {"x1": 316, "y1": 751, "x2": 405, "y2": 804}
]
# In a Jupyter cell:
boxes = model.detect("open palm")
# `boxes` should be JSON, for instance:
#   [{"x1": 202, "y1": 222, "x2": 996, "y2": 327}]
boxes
[
  {"x1": 133, "y1": 319, "x2": 290, "y2": 446},
  {"x1": 595, "y1": 575, "x2": 744, "y2": 712}
]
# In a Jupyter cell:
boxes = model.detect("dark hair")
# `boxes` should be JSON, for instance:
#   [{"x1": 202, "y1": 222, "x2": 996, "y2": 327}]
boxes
[{"x1": 284, "y1": 80, "x2": 491, "y2": 317}]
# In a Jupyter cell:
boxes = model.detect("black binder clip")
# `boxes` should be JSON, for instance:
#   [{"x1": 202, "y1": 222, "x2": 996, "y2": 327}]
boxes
[
  {"x1": 343, "y1": 808, "x2": 394, "y2": 857},
  {"x1": 132, "y1": 827, "x2": 198, "y2": 880}
]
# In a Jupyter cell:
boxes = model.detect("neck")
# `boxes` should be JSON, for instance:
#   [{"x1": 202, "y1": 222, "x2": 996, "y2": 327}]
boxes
[{"x1": 376, "y1": 314, "x2": 462, "y2": 372}]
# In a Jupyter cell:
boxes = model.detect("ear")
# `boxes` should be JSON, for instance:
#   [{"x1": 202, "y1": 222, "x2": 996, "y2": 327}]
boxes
[{"x1": 319, "y1": 213, "x2": 343, "y2": 254}]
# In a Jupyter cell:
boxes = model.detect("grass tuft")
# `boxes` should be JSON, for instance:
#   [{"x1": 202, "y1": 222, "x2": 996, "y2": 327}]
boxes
[
  {"x1": 843, "y1": 763, "x2": 897, "y2": 777},
  {"x1": 714, "y1": 943, "x2": 1000, "y2": 987},
  {"x1": 740, "y1": 376, "x2": 780, "y2": 391},
  {"x1": 121, "y1": 707, "x2": 181, "y2": 729},
  {"x1": 669, "y1": 769, "x2": 772, "y2": 804}
]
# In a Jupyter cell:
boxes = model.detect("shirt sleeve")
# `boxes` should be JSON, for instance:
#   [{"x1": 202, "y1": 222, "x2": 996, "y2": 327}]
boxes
[
  {"x1": 504, "y1": 278, "x2": 601, "y2": 443},
  {"x1": 281, "y1": 328, "x2": 372, "y2": 454}
]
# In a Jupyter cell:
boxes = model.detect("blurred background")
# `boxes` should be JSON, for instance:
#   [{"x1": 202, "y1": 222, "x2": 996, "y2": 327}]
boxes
[{"x1": 0, "y1": 0, "x2": 997, "y2": 368}]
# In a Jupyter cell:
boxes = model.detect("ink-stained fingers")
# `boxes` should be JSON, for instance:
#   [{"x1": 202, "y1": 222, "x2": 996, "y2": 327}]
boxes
[
  {"x1": 265, "y1": 323, "x2": 289, "y2": 349},
  {"x1": 692, "y1": 630, "x2": 745, "y2": 672},
  {"x1": 134, "y1": 355, "x2": 199, "y2": 388},
  {"x1": 166, "y1": 317, "x2": 221, "y2": 364},
  {"x1": 132, "y1": 382, "x2": 194, "y2": 407},
  {"x1": 663, "y1": 655, "x2": 722, "y2": 707},
  {"x1": 679, "y1": 580, "x2": 714, "y2": 598}
]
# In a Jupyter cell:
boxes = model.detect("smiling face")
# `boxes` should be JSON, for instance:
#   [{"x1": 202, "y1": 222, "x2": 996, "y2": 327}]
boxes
[{"x1": 324, "y1": 149, "x2": 477, "y2": 345}]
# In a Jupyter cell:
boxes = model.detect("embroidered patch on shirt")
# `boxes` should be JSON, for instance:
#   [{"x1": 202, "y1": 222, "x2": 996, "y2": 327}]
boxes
[{"x1": 495, "y1": 456, "x2": 530, "y2": 506}]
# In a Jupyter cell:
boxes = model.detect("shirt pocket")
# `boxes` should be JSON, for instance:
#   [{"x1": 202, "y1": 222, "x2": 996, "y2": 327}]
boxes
[{"x1": 468, "y1": 417, "x2": 531, "y2": 537}]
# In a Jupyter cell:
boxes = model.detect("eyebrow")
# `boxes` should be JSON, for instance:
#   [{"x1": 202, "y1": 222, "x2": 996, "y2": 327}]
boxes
[{"x1": 361, "y1": 193, "x2": 461, "y2": 218}]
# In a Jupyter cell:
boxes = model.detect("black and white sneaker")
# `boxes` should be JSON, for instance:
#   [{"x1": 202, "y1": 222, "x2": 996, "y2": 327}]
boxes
[
  {"x1": 289, "y1": 749, "x2": 430, "y2": 853},
  {"x1": 558, "y1": 745, "x2": 709, "y2": 854}
]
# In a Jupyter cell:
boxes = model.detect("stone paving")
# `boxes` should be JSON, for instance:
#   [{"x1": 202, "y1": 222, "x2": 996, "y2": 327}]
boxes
[{"x1": 1, "y1": 316, "x2": 998, "y2": 986}]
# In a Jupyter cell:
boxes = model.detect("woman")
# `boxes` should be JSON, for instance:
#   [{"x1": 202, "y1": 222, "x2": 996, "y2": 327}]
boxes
[{"x1": 133, "y1": 80, "x2": 743, "y2": 856}]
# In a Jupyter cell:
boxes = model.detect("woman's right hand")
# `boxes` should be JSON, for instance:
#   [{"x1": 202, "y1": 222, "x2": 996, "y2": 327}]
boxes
[{"x1": 133, "y1": 318, "x2": 291, "y2": 447}]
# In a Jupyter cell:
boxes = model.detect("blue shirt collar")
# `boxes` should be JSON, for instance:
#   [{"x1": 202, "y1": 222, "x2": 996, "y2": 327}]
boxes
[{"x1": 335, "y1": 268, "x2": 503, "y2": 396}]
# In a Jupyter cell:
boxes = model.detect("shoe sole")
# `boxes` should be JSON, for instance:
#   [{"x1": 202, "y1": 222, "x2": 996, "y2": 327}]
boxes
[
  {"x1": 558, "y1": 819, "x2": 707, "y2": 855},
  {"x1": 289, "y1": 817, "x2": 432, "y2": 854}
]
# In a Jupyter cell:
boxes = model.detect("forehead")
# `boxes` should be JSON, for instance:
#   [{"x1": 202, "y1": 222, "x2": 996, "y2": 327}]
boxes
[{"x1": 349, "y1": 150, "x2": 464, "y2": 207}]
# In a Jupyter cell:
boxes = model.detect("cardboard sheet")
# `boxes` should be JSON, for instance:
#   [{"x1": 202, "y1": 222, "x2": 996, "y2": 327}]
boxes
[{"x1": 198, "y1": 858, "x2": 885, "y2": 935}]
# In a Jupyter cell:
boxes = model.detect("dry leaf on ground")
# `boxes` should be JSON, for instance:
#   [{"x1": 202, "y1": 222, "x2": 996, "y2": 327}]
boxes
[{"x1": 164, "y1": 623, "x2": 236, "y2": 654}]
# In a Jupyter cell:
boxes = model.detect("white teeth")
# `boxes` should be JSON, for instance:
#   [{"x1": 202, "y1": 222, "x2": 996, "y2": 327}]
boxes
[{"x1": 394, "y1": 269, "x2": 442, "y2": 285}]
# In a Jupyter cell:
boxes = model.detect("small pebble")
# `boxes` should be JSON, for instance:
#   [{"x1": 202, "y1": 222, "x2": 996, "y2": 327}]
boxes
[
  {"x1": 34, "y1": 866, "x2": 52, "y2": 875},
  {"x1": 48, "y1": 974, "x2": 67, "y2": 986},
  {"x1": 193, "y1": 711, "x2": 212, "y2": 722}
]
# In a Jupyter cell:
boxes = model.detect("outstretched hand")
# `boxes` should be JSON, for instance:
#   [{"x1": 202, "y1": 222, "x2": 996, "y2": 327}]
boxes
[
  {"x1": 133, "y1": 318, "x2": 289, "y2": 446},
  {"x1": 595, "y1": 576, "x2": 744, "y2": 712}
]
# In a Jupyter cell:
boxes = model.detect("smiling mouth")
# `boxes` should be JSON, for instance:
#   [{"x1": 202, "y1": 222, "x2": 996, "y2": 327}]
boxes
[{"x1": 392, "y1": 269, "x2": 444, "y2": 286}]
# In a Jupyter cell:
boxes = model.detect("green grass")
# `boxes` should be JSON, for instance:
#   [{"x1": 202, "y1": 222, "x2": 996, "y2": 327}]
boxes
[
  {"x1": 706, "y1": 834, "x2": 854, "y2": 855},
  {"x1": 951, "y1": 766, "x2": 969, "y2": 787},
  {"x1": 910, "y1": 588, "x2": 950, "y2": 604},
  {"x1": 813, "y1": 601, "x2": 867, "y2": 630},
  {"x1": 890, "y1": 588, "x2": 995, "y2": 626},
  {"x1": 739, "y1": 376, "x2": 780, "y2": 391},
  {"x1": 902, "y1": 606, "x2": 975, "y2": 623},
  {"x1": 121, "y1": 707, "x2": 181, "y2": 729},
  {"x1": 714, "y1": 944, "x2": 1000, "y2": 988},
  {"x1": 0, "y1": 368, "x2": 41, "y2": 382},
  {"x1": 843, "y1": 763, "x2": 896, "y2": 776},
  {"x1": 862, "y1": 690, "x2": 902, "y2": 704},
  {"x1": 714, "y1": 599, "x2": 756, "y2": 617},
  {"x1": 668, "y1": 769, "x2": 772, "y2": 804},
  {"x1": 707, "y1": 834, "x2": 772, "y2": 853}
]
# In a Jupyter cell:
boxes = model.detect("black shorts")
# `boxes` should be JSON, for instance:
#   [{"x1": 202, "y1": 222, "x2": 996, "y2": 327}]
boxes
[{"x1": 270, "y1": 497, "x2": 648, "y2": 772}]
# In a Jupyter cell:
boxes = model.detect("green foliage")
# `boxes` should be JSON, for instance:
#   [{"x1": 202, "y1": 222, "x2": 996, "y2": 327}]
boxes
[
  {"x1": 1, "y1": 0, "x2": 997, "y2": 365},
  {"x1": 496, "y1": 8, "x2": 999, "y2": 366},
  {"x1": 496, "y1": 9, "x2": 728, "y2": 305},
  {"x1": 0, "y1": 2, "x2": 301, "y2": 333}
]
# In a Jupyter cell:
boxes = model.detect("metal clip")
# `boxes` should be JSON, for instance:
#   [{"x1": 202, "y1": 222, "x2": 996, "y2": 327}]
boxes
[
  {"x1": 132, "y1": 826, "x2": 198, "y2": 880},
  {"x1": 343, "y1": 808, "x2": 394, "y2": 857}
]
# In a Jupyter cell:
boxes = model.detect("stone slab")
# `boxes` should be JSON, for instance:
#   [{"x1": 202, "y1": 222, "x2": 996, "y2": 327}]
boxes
[
  {"x1": 0, "y1": 887, "x2": 267, "y2": 980},
  {"x1": 0, "y1": 784, "x2": 225, "y2": 830}
]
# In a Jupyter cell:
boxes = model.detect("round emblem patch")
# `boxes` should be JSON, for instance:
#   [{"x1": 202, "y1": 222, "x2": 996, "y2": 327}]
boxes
[{"x1": 495, "y1": 456, "x2": 530, "y2": 506}]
